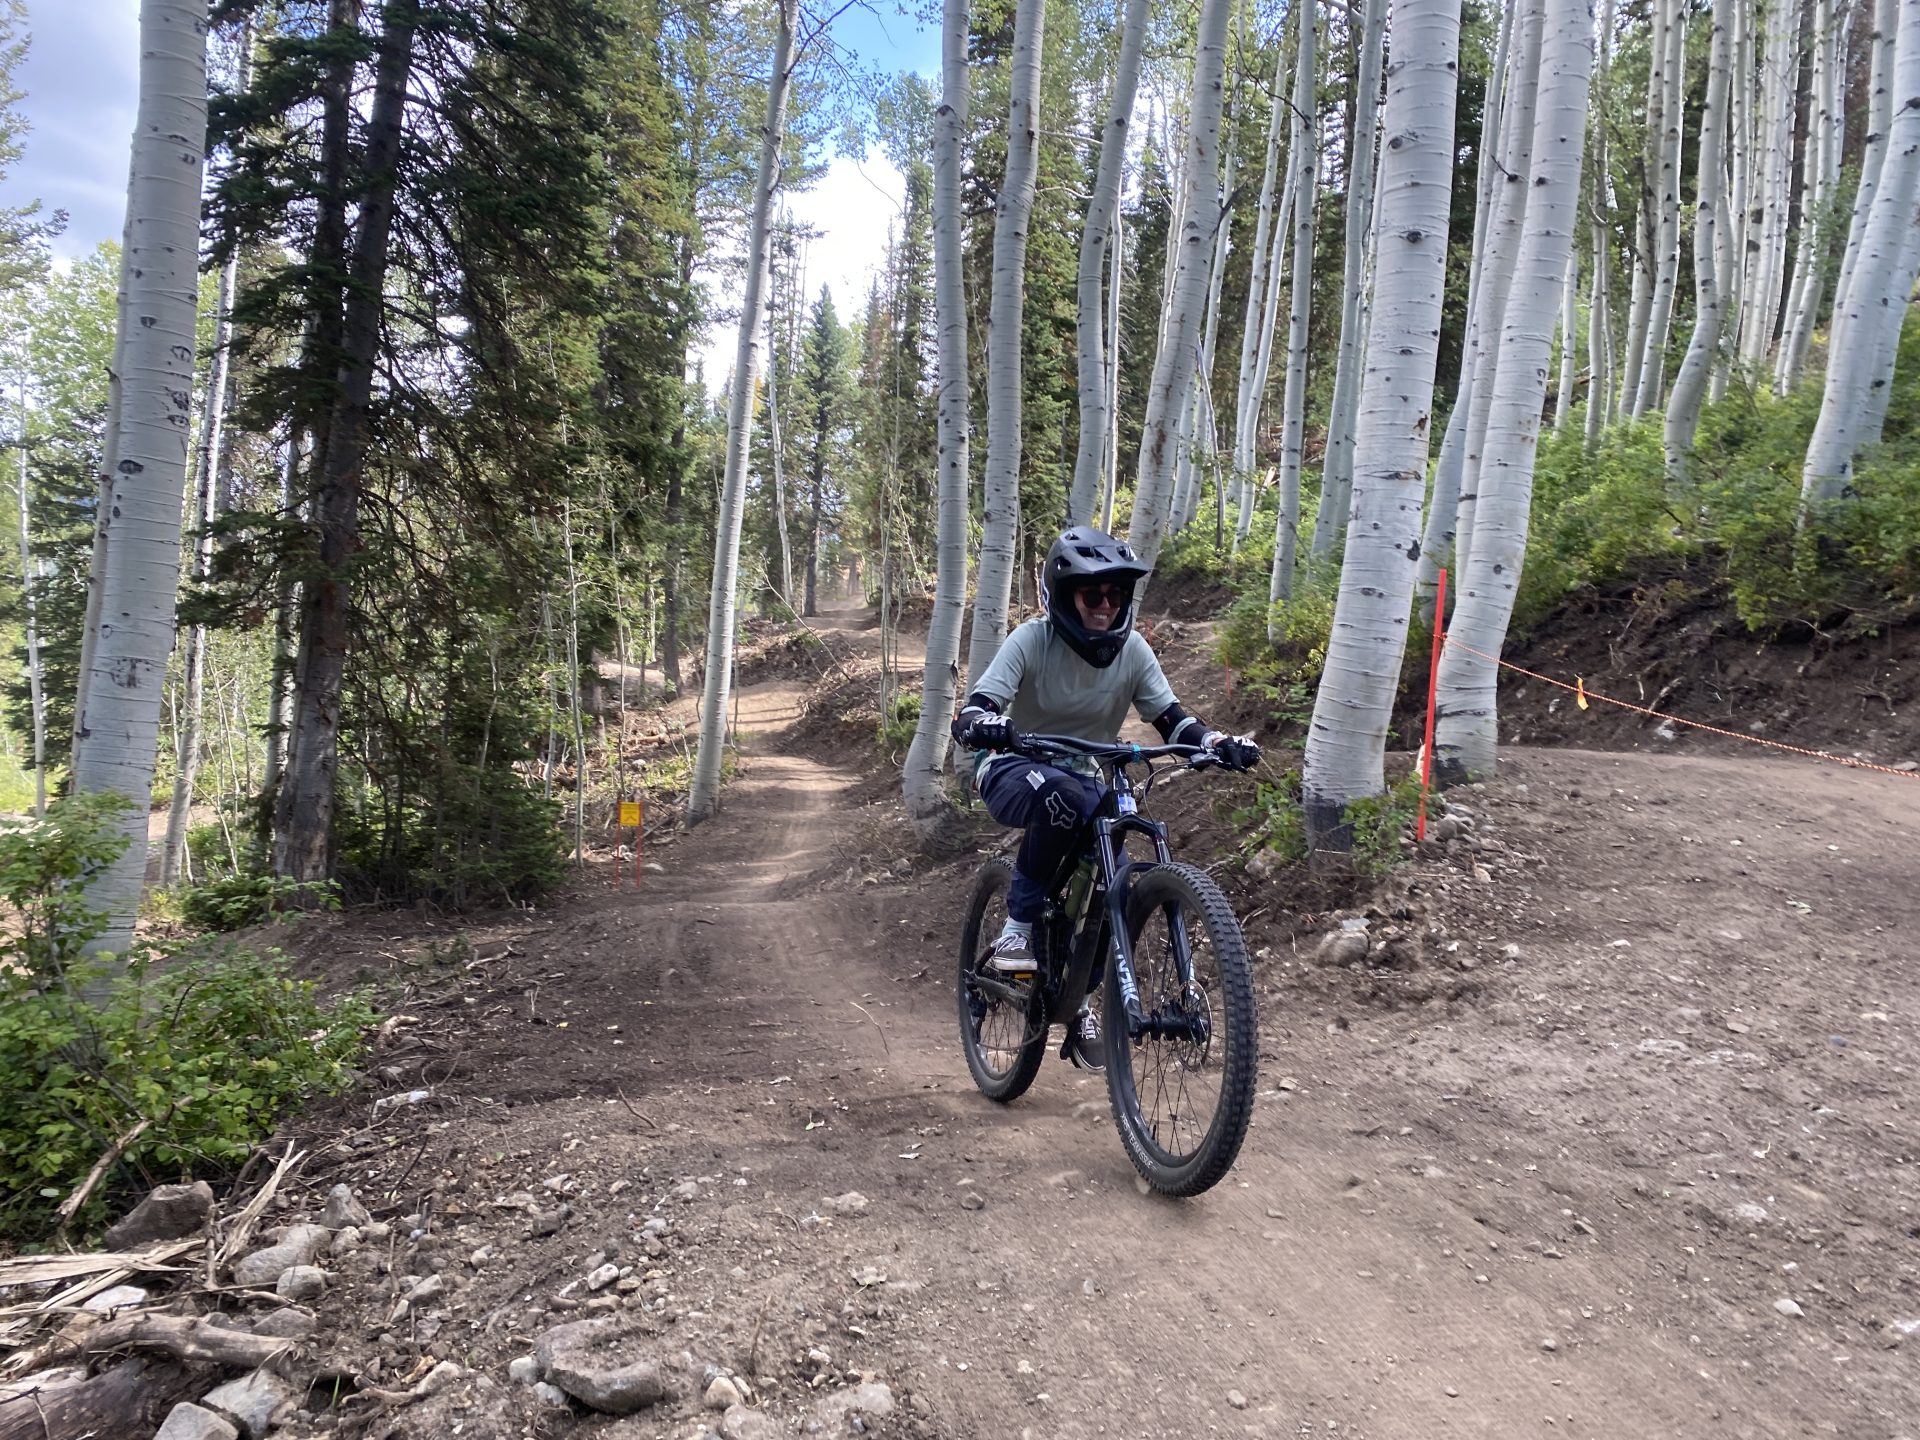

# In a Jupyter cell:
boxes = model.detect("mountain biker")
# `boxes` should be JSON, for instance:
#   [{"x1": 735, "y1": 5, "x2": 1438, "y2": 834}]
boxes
[{"x1": 950, "y1": 526, "x2": 1260, "y2": 1064}]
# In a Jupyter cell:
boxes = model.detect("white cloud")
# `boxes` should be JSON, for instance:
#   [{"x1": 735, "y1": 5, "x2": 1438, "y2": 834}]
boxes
[{"x1": 694, "y1": 151, "x2": 907, "y2": 387}]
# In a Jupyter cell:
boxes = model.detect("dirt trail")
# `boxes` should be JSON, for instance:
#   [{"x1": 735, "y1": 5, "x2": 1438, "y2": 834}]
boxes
[{"x1": 274, "y1": 604, "x2": 1917, "y2": 1440}]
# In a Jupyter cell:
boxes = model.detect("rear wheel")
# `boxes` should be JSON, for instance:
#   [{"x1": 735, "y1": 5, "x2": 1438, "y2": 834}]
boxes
[
  {"x1": 1105, "y1": 862, "x2": 1258, "y2": 1196},
  {"x1": 957, "y1": 860, "x2": 1047, "y2": 1102}
]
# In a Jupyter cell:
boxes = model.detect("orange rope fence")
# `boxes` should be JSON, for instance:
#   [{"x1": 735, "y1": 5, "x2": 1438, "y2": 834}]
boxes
[{"x1": 1443, "y1": 637, "x2": 1920, "y2": 784}]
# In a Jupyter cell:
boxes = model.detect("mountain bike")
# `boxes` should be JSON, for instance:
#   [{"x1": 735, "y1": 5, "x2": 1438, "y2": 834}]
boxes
[{"x1": 956, "y1": 733, "x2": 1259, "y2": 1197}]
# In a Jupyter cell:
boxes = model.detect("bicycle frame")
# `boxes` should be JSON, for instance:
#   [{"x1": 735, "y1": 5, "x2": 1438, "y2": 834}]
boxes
[{"x1": 1002, "y1": 735, "x2": 1216, "y2": 1048}]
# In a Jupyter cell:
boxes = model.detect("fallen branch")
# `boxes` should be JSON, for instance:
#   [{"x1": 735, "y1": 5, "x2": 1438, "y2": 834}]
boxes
[
  {"x1": 613, "y1": 1088, "x2": 659, "y2": 1129},
  {"x1": 848, "y1": 1001, "x2": 890, "y2": 1056},
  {"x1": 83, "y1": 1312, "x2": 297, "y2": 1370},
  {"x1": 0, "y1": 1240, "x2": 200, "y2": 1292},
  {"x1": 0, "y1": 1357, "x2": 197, "y2": 1440},
  {"x1": 217, "y1": 1144, "x2": 307, "y2": 1271},
  {"x1": 52, "y1": 1118, "x2": 154, "y2": 1231}
]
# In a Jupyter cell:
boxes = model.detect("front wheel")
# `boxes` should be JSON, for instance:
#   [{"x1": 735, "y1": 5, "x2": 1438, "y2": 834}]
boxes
[
  {"x1": 1105, "y1": 862, "x2": 1258, "y2": 1196},
  {"x1": 957, "y1": 860, "x2": 1047, "y2": 1102}
]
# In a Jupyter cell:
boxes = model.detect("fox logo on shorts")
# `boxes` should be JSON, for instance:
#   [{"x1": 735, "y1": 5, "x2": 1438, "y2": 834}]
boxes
[{"x1": 1044, "y1": 791, "x2": 1078, "y2": 830}]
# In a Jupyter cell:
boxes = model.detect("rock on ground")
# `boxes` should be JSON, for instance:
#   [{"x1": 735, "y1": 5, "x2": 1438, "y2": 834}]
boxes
[
  {"x1": 200, "y1": 1369, "x2": 295, "y2": 1440},
  {"x1": 104, "y1": 1181, "x2": 216, "y2": 1249},
  {"x1": 535, "y1": 1318, "x2": 669, "y2": 1415},
  {"x1": 231, "y1": 1225, "x2": 330, "y2": 1288},
  {"x1": 153, "y1": 1403, "x2": 240, "y2": 1440},
  {"x1": 320, "y1": 1183, "x2": 372, "y2": 1230}
]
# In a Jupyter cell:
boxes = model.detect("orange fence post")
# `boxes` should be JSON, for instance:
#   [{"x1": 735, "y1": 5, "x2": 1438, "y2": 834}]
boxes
[{"x1": 1416, "y1": 567, "x2": 1449, "y2": 842}]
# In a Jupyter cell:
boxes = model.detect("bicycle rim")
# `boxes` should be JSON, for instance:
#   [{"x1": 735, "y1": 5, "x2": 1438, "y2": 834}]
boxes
[
  {"x1": 957, "y1": 861, "x2": 1046, "y2": 1101},
  {"x1": 1107, "y1": 863, "x2": 1257, "y2": 1195}
]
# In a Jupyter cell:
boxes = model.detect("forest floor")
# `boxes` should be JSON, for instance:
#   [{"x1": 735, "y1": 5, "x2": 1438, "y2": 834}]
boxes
[{"x1": 78, "y1": 601, "x2": 1920, "y2": 1440}]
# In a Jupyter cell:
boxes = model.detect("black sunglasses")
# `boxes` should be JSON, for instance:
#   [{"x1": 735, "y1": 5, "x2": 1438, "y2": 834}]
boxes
[{"x1": 1075, "y1": 582, "x2": 1129, "y2": 607}]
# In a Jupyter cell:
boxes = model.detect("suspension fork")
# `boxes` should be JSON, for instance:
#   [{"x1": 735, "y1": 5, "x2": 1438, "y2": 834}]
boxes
[{"x1": 1090, "y1": 814, "x2": 1195, "y2": 1041}]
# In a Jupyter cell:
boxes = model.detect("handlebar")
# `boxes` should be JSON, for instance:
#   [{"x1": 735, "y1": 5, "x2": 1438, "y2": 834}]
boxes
[{"x1": 997, "y1": 731, "x2": 1225, "y2": 770}]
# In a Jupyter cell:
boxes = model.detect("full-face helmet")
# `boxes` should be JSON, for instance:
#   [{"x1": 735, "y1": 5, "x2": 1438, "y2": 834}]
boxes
[{"x1": 1042, "y1": 526, "x2": 1150, "y2": 668}]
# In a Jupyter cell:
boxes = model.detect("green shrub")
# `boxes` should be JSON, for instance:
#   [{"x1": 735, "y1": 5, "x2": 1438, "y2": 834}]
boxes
[
  {"x1": 1518, "y1": 311, "x2": 1920, "y2": 633},
  {"x1": 0, "y1": 797, "x2": 373, "y2": 1239},
  {"x1": 878, "y1": 692, "x2": 920, "y2": 750},
  {"x1": 181, "y1": 871, "x2": 341, "y2": 932},
  {"x1": 1213, "y1": 571, "x2": 1337, "y2": 734},
  {"x1": 1231, "y1": 768, "x2": 1422, "y2": 879}
]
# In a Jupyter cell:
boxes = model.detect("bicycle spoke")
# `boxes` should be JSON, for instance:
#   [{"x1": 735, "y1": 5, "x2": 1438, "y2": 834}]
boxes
[{"x1": 1125, "y1": 898, "x2": 1227, "y2": 1165}]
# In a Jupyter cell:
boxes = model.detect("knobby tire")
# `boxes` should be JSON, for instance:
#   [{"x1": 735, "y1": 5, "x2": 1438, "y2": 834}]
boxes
[
  {"x1": 1105, "y1": 862, "x2": 1258, "y2": 1196},
  {"x1": 957, "y1": 859, "x2": 1047, "y2": 1102}
]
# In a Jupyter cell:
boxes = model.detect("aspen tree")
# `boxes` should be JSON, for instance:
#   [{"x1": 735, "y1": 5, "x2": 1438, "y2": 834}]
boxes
[
  {"x1": 1232, "y1": 21, "x2": 1292, "y2": 544},
  {"x1": 1777, "y1": 0, "x2": 1852, "y2": 393},
  {"x1": 1553, "y1": 246, "x2": 1579, "y2": 434},
  {"x1": 688, "y1": 0, "x2": 795, "y2": 823},
  {"x1": 12, "y1": 376, "x2": 43, "y2": 818},
  {"x1": 1268, "y1": 0, "x2": 1319, "y2": 618},
  {"x1": 1432, "y1": 0, "x2": 1594, "y2": 783},
  {"x1": 1665, "y1": 0, "x2": 1731, "y2": 487},
  {"x1": 1633, "y1": 0, "x2": 1686, "y2": 414},
  {"x1": 1418, "y1": 0, "x2": 1517, "y2": 608},
  {"x1": 1832, "y1": 0, "x2": 1899, "y2": 321},
  {"x1": 964, "y1": 0, "x2": 1044, "y2": 682},
  {"x1": 1068, "y1": 0, "x2": 1149, "y2": 527},
  {"x1": 1312, "y1": 0, "x2": 1389, "y2": 563},
  {"x1": 1448, "y1": 0, "x2": 1545, "y2": 585},
  {"x1": 162, "y1": 18, "x2": 252, "y2": 889},
  {"x1": 1127, "y1": 0, "x2": 1234, "y2": 574},
  {"x1": 1802, "y1": 0, "x2": 1920, "y2": 506},
  {"x1": 1616, "y1": 0, "x2": 1667, "y2": 419},
  {"x1": 1301, "y1": 0, "x2": 1461, "y2": 853},
  {"x1": 70, "y1": 0, "x2": 211, "y2": 954},
  {"x1": 1738, "y1": 0, "x2": 1801, "y2": 371},
  {"x1": 903, "y1": 0, "x2": 973, "y2": 834}
]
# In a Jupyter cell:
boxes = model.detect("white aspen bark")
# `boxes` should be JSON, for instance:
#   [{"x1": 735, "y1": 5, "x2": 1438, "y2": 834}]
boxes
[
  {"x1": 964, "y1": 0, "x2": 1044, "y2": 683},
  {"x1": 1553, "y1": 244, "x2": 1579, "y2": 433},
  {"x1": 13, "y1": 378, "x2": 45, "y2": 817},
  {"x1": 1585, "y1": 205, "x2": 1614, "y2": 443},
  {"x1": 1802, "y1": 0, "x2": 1920, "y2": 505},
  {"x1": 1102, "y1": 210, "x2": 1123, "y2": 527},
  {"x1": 1777, "y1": 0, "x2": 1850, "y2": 392},
  {"x1": 1739, "y1": 0, "x2": 1802, "y2": 370},
  {"x1": 1268, "y1": 0, "x2": 1319, "y2": 619},
  {"x1": 1068, "y1": 0, "x2": 1150, "y2": 526},
  {"x1": 688, "y1": 0, "x2": 794, "y2": 823},
  {"x1": 1665, "y1": 0, "x2": 1732, "y2": 487},
  {"x1": 1860, "y1": 216, "x2": 1920, "y2": 444},
  {"x1": 1300, "y1": 0, "x2": 1461, "y2": 849},
  {"x1": 1451, "y1": 0, "x2": 1546, "y2": 585},
  {"x1": 1232, "y1": 25, "x2": 1292, "y2": 527},
  {"x1": 1715, "y1": 0, "x2": 1751, "y2": 401},
  {"x1": 162, "y1": 11, "x2": 247, "y2": 887},
  {"x1": 1238, "y1": 158, "x2": 1298, "y2": 544},
  {"x1": 764, "y1": 293, "x2": 794, "y2": 603},
  {"x1": 1311, "y1": 0, "x2": 1389, "y2": 564},
  {"x1": 1432, "y1": 0, "x2": 1593, "y2": 784},
  {"x1": 71, "y1": 0, "x2": 210, "y2": 955},
  {"x1": 1126, "y1": 0, "x2": 1234, "y2": 574},
  {"x1": 904, "y1": 0, "x2": 972, "y2": 832},
  {"x1": 1416, "y1": 0, "x2": 1516, "y2": 609},
  {"x1": 1633, "y1": 0, "x2": 1686, "y2": 413},
  {"x1": 1833, "y1": 0, "x2": 1898, "y2": 320},
  {"x1": 1616, "y1": 0, "x2": 1665, "y2": 419}
]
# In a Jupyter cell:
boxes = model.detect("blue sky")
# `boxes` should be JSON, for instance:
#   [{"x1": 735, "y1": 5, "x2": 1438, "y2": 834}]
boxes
[
  {"x1": 4, "y1": 0, "x2": 937, "y2": 265},
  {"x1": 4, "y1": 0, "x2": 140, "y2": 260}
]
